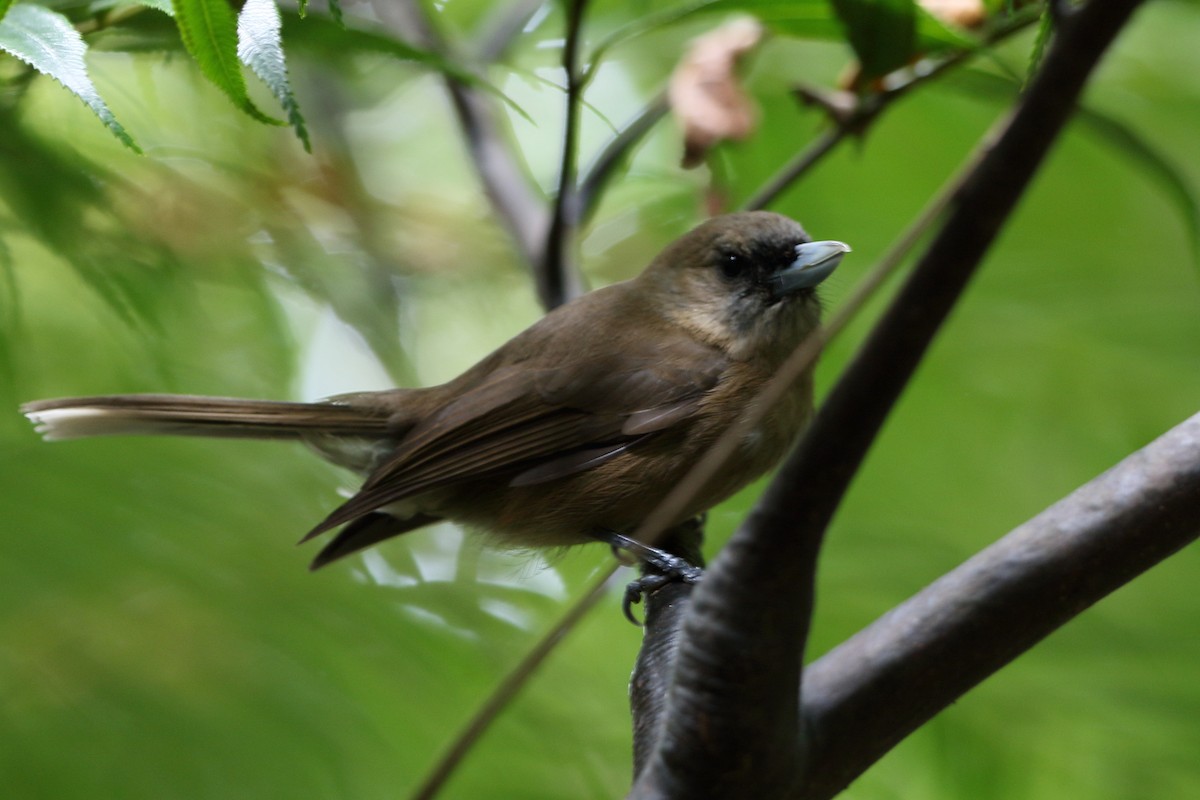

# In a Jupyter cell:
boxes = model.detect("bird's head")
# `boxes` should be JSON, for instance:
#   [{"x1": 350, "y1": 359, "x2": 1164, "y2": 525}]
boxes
[{"x1": 638, "y1": 211, "x2": 849, "y2": 361}]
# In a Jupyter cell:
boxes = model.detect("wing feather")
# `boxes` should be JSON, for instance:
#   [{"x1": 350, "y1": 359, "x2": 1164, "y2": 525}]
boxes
[{"x1": 306, "y1": 334, "x2": 728, "y2": 539}]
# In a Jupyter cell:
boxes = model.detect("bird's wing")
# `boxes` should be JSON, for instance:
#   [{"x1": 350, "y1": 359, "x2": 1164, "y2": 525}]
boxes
[{"x1": 302, "y1": 336, "x2": 725, "y2": 539}]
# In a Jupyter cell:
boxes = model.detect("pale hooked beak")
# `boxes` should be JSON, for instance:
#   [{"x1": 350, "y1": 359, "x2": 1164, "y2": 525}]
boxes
[{"x1": 771, "y1": 240, "x2": 851, "y2": 295}]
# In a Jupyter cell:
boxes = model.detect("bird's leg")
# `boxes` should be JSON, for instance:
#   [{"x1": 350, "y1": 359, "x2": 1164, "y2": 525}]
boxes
[{"x1": 594, "y1": 516, "x2": 706, "y2": 624}]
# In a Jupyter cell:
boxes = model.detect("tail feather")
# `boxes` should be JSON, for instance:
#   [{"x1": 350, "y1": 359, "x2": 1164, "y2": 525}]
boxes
[{"x1": 21, "y1": 394, "x2": 393, "y2": 441}]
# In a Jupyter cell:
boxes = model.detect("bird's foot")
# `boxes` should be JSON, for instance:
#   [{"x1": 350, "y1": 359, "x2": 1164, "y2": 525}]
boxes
[{"x1": 597, "y1": 530, "x2": 705, "y2": 625}]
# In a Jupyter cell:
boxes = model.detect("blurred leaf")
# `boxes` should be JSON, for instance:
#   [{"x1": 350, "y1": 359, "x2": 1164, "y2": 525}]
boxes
[
  {"x1": 0, "y1": 235, "x2": 16, "y2": 403},
  {"x1": 588, "y1": 0, "x2": 833, "y2": 69},
  {"x1": 668, "y1": 17, "x2": 763, "y2": 168},
  {"x1": 589, "y1": 0, "x2": 965, "y2": 71},
  {"x1": 1075, "y1": 106, "x2": 1200, "y2": 267},
  {"x1": 950, "y1": 68, "x2": 1200, "y2": 266},
  {"x1": 237, "y1": 0, "x2": 311, "y2": 151},
  {"x1": 830, "y1": 0, "x2": 918, "y2": 79},
  {"x1": 89, "y1": 3, "x2": 185, "y2": 53},
  {"x1": 173, "y1": 0, "x2": 282, "y2": 125},
  {"x1": 326, "y1": 0, "x2": 343, "y2": 28},
  {"x1": 278, "y1": 12, "x2": 533, "y2": 123},
  {"x1": 0, "y1": 0, "x2": 12, "y2": 23},
  {"x1": 915, "y1": 3, "x2": 979, "y2": 52},
  {"x1": 137, "y1": 0, "x2": 175, "y2": 15},
  {"x1": 1026, "y1": 5, "x2": 1051, "y2": 83},
  {"x1": 0, "y1": 109, "x2": 108, "y2": 245},
  {"x1": 0, "y1": 111, "x2": 179, "y2": 332},
  {"x1": 265, "y1": 216, "x2": 414, "y2": 385},
  {"x1": 0, "y1": 3, "x2": 141, "y2": 151}
]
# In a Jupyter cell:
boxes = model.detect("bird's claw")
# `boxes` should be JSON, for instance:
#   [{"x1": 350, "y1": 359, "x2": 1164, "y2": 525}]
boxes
[
  {"x1": 622, "y1": 568, "x2": 703, "y2": 625},
  {"x1": 596, "y1": 528, "x2": 705, "y2": 625}
]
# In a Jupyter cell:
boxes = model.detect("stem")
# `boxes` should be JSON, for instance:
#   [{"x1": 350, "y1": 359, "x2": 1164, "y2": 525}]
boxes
[{"x1": 538, "y1": 0, "x2": 590, "y2": 310}]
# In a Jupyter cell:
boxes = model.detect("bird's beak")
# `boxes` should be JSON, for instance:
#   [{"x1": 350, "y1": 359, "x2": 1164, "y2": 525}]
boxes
[{"x1": 771, "y1": 240, "x2": 851, "y2": 296}]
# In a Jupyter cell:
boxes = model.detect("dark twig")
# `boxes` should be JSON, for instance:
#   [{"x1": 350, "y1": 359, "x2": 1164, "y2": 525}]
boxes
[
  {"x1": 410, "y1": 519, "x2": 704, "y2": 800},
  {"x1": 798, "y1": 410, "x2": 1200, "y2": 799},
  {"x1": 537, "y1": 0, "x2": 590, "y2": 309},
  {"x1": 630, "y1": 0, "x2": 1149, "y2": 796},
  {"x1": 408, "y1": 568, "x2": 614, "y2": 800}
]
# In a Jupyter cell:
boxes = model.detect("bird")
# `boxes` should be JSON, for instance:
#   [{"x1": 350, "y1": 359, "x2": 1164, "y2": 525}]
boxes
[{"x1": 22, "y1": 211, "x2": 848, "y2": 585}]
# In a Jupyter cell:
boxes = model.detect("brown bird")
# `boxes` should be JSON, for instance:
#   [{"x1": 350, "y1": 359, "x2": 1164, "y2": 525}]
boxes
[{"x1": 22, "y1": 211, "x2": 848, "y2": 583}]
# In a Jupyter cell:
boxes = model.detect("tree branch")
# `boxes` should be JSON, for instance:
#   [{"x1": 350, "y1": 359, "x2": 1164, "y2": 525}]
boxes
[
  {"x1": 630, "y1": 0, "x2": 1150, "y2": 796},
  {"x1": 538, "y1": 0, "x2": 590, "y2": 309},
  {"x1": 798, "y1": 410, "x2": 1200, "y2": 799}
]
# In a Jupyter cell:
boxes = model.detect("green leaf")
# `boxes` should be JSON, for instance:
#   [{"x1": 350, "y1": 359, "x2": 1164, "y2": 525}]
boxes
[
  {"x1": 588, "y1": 0, "x2": 969, "y2": 72},
  {"x1": 237, "y1": 0, "x2": 310, "y2": 152},
  {"x1": 173, "y1": 0, "x2": 282, "y2": 125},
  {"x1": 139, "y1": 0, "x2": 175, "y2": 15},
  {"x1": 1026, "y1": 5, "x2": 1052, "y2": 84},
  {"x1": 914, "y1": 4, "x2": 977, "y2": 54},
  {"x1": 951, "y1": 68, "x2": 1200, "y2": 266},
  {"x1": 0, "y1": 4, "x2": 141, "y2": 151},
  {"x1": 1075, "y1": 106, "x2": 1200, "y2": 267},
  {"x1": 327, "y1": 0, "x2": 343, "y2": 28},
  {"x1": 829, "y1": 0, "x2": 918, "y2": 80},
  {"x1": 278, "y1": 12, "x2": 533, "y2": 123},
  {"x1": 0, "y1": 0, "x2": 13, "y2": 24},
  {"x1": 588, "y1": 0, "x2": 837, "y2": 67}
]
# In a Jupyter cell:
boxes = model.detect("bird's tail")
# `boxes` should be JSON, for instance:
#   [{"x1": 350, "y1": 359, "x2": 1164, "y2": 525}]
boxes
[{"x1": 21, "y1": 394, "x2": 393, "y2": 442}]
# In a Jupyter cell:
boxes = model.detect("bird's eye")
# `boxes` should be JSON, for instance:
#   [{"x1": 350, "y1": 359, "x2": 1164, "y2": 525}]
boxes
[{"x1": 720, "y1": 252, "x2": 745, "y2": 280}]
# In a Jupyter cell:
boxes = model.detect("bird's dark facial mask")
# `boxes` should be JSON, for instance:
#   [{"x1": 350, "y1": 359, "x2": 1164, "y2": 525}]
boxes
[{"x1": 768, "y1": 240, "x2": 851, "y2": 299}]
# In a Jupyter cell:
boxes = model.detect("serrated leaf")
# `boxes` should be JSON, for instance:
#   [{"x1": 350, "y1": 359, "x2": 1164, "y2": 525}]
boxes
[
  {"x1": 173, "y1": 0, "x2": 282, "y2": 125},
  {"x1": 0, "y1": 4, "x2": 141, "y2": 151},
  {"x1": 238, "y1": 0, "x2": 310, "y2": 152},
  {"x1": 830, "y1": 0, "x2": 918, "y2": 80},
  {"x1": 139, "y1": 0, "x2": 175, "y2": 15}
]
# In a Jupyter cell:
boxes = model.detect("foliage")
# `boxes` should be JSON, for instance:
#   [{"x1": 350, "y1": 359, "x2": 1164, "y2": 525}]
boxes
[{"x1": 0, "y1": 0, "x2": 1197, "y2": 798}]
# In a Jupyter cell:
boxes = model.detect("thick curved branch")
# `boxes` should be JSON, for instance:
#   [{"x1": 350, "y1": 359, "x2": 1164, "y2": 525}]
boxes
[
  {"x1": 630, "y1": 1, "x2": 1149, "y2": 797},
  {"x1": 798, "y1": 410, "x2": 1200, "y2": 799}
]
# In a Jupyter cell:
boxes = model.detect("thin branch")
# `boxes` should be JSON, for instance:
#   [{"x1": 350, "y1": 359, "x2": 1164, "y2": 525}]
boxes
[
  {"x1": 408, "y1": 568, "x2": 615, "y2": 800},
  {"x1": 537, "y1": 0, "x2": 590, "y2": 310},
  {"x1": 630, "y1": 0, "x2": 1149, "y2": 796},
  {"x1": 798, "y1": 410, "x2": 1200, "y2": 799}
]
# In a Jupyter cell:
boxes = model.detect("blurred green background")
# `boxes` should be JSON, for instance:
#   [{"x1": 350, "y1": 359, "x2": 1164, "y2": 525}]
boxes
[{"x1": 1, "y1": 1, "x2": 1199, "y2": 798}]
